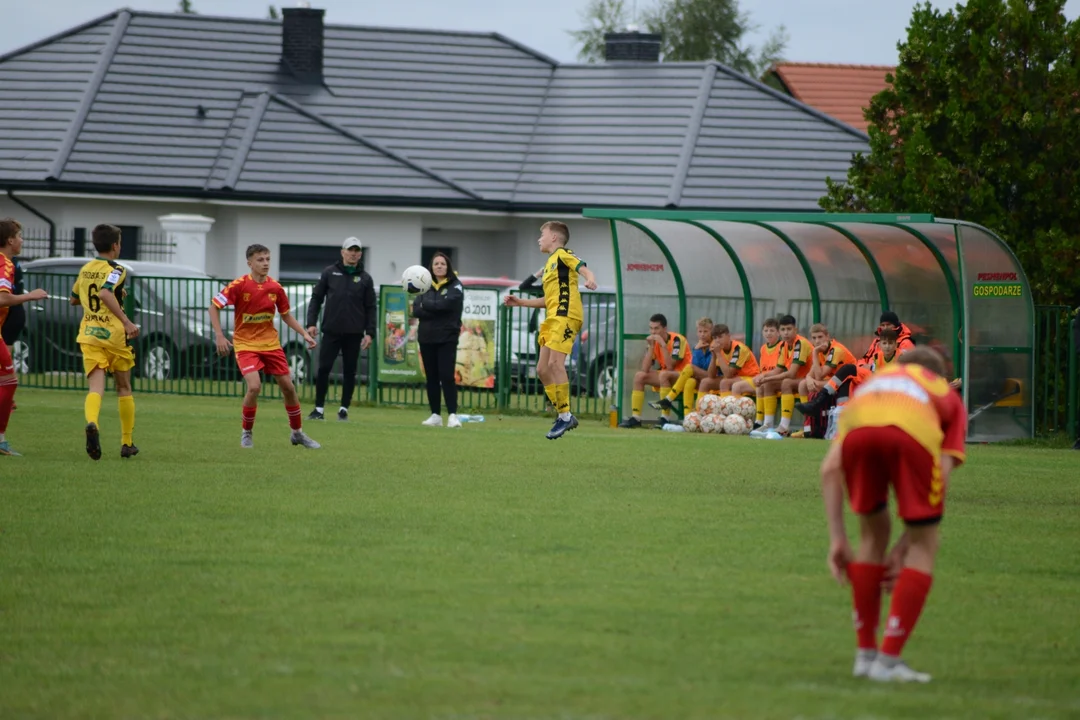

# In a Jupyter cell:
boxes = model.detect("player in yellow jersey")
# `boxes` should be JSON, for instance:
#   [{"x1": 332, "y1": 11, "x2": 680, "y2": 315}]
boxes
[
  {"x1": 70, "y1": 225, "x2": 141, "y2": 460},
  {"x1": 504, "y1": 221, "x2": 597, "y2": 439},
  {"x1": 794, "y1": 323, "x2": 856, "y2": 437},
  {"x1": 733, "y1": 318, "x2": 783, "y2": 427},
  {"x1": 751, "y1": 315, "x2": 811, "y2": 438}
]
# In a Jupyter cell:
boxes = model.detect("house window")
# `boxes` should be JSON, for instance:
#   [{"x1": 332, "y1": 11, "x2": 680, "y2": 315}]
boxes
[
  {"x1": 421, "y1": 246, "x2": 455, "y2": 270},
  {"x1": 115, "y1": 226, "x2": 142, "y2": 260},
  {"x1": 279, "y1": 244, "x2": 363, "y2": 282}
]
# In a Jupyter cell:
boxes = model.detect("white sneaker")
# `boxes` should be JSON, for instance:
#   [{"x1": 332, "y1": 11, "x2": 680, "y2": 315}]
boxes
[
  {"x1": 853, "y1": 649, "x2": 878, "y2": 678},
  {"x1": 749, "y1": 428, "x2": 769, "y2": 439},
  {"x1": 422, "y1": 413, "x2": 443, "y2": 427},
  {"x1": 764, "y1": 429, "x2": 785, "y2": 440},
  {"x1": 868, "y1": 655, "x2": 931, "y2": 683},
  {"x1": 447, "y1": 413, "x2": 462, "y2": 428},
  {"x1": 290, "y1": 430, "x2": 321, "y2": 449}
]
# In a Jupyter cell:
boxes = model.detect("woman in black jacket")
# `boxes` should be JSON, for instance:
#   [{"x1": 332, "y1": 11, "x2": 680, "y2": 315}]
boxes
[{"x1": 412, "y1": 252, "x2": 464, "y2": 428}]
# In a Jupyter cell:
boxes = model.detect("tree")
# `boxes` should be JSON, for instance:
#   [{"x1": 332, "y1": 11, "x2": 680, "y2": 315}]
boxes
[
  {"x1": 176, "y1": 0, "x2": 196, "y2": 13},
  {"x1": 268, "y1": 6, "x2": 279, "y2": 20},
  {"x1": 821, "y1": 0, "x2": 1080, "y2": 306},
  {"x1": 569, "y1": 0, "x2": 786, "y2": 76}
]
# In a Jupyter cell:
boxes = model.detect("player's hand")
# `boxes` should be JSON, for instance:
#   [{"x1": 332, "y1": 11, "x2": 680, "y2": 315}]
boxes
[
  {"x1": 584, "y1": 278, "x2": 597, "y2": 290},
  {"x1": 303, "y1": 333, "x2": 317, "y2": 350},
  {"x1": 805, "y1": 378, "x2": 820, "y2": 393},
  {"x1": 26, "y1": 288, "x2": 48, "y2": 301},
  {"x1": 504, "y1": 295, "x2": 523, "y2": 307},
  {"x1": 827, "y1": 540, "x2": 854, "y2": 585},
  {"x1": 214, "y1": 332, "x2": 232, "y2": 357},
  {"x1": 306, "y1": 325, "x2": 318, "y2": 338},
  {"x1": 753, "y1": 373, "x2": 765, "y2": 384},
  {"x1": 950, "y1": 377, "x2": 963, "y2": 390},
  {"x1": 881, "y1": 543, "x2": 908, "y2": 593},
  {"x1": 361, "y1": 335, "x2": 372, "y2": 351},
  {"x1": 123, "y1": 321, "x2": 140, "y2": 340}
]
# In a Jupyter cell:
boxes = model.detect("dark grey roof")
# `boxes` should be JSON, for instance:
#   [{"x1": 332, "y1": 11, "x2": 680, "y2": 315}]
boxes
[{"x1": 0, "y1": 9, "x2": 869, "y2": 211}]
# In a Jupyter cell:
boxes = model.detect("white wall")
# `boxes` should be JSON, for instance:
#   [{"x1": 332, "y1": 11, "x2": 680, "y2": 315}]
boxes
[
  {"x1": 509, "y1": 217, "x2": 616, "y2": 290},
  {"x1": 232, "y1": 207, "x2": 422, "y2": 287},
  {"x1": 420, "y1": 229, "x2": 516, "y2": 278}
]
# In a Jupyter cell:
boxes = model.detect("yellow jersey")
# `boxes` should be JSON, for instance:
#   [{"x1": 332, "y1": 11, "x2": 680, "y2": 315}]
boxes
[
  {"x1": 72, "y1": 258, "x2": 129, "y2": 349},
  {"x1": 542, "y1": 247, "x2": 586, "y2": 323}
]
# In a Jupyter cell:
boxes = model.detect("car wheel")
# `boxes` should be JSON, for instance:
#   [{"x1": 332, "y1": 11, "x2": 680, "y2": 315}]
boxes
[
  {"x1": 284, "y1": 343, "x2": 310, "y2": 384},
  {"x1": 10, "y1": 339, "x2": 31, "y2": 375},
  {"x1": 591, "y1": 355, "x2": 617, "y2": 400},
  {"x1": 140, "y1": 339, "x2": 177, "y2": 381}
]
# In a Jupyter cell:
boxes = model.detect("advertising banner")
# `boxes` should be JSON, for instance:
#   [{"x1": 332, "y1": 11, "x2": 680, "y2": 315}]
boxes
[
  {"x1": 378, "y1": 285, "x2": 424, "y2": 384},
  {"x1": 456, "y1": 289, "x2": 498, "y2": 388}
]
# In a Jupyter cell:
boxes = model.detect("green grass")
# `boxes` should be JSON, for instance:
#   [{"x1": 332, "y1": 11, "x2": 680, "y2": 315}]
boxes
[{"x1": 1, "y1": 389, "x2": 1078, "y2": 720}]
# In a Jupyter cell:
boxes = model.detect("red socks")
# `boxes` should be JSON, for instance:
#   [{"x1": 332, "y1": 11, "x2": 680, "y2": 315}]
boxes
[
  {"x1": 881, "y1": 568, "x2": 933, "y2": 657},
  {"x1": 0, "y1": 381, "x2": 16, "y2": 434},
  {"x1": 285, "y1": 404, "x2": 302, "y2": 431},
  {"x1": 242, "y1": 404, "x2": 257, "y2": 431},
  {"x1": 848, "y1": 563, "x2": 886, "y2": 650}
]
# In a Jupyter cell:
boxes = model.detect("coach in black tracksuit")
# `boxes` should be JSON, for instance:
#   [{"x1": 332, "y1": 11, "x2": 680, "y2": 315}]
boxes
[{"x1": 305, "y1": 237, "x2": 376, "y2": 421}]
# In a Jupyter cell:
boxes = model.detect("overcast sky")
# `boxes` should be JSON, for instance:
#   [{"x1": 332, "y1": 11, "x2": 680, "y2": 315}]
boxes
[{"x1": 2, "y1": 0, "x2": 1078, "y2": 64}]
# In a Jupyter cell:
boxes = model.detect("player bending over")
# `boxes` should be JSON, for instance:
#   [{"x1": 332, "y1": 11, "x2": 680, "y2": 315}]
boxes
[
  {"x1": 210, "y1": 244, "x2": 320, "y2": 449},
  {"x1": 820, "y1": 346, "x2": 966, "y2": 683},
  {"x1": 504, "y1": 222, "x2": 597, "y2": 440}
]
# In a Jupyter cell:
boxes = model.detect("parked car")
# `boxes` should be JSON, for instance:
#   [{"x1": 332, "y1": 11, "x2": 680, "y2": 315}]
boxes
[{"x1": 19, "y1": 258, "x2": 226, "y2": 380}]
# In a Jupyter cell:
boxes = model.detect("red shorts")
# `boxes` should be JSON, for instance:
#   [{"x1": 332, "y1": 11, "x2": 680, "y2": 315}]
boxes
[
  {"x1": 235, "y1": 349, "x2": 290, "y2": 378},
  {"x1": 841, "y1": 425, "x2": 945, "y2": 523},
  {"x1": 0, "y1": 338, "x2": 12, "y2": 375}
]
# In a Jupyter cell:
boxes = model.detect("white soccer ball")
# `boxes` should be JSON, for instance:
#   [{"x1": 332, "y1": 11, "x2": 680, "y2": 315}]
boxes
[
  {"x1": 697, "y1": 394, "x2": 723, "y2": 416},
  {"x1": 735, "y1": 395, "x2": 757, "y2": 420},
  {"x1": 401, "y1": 265, "x2": 433, "y2": 295},
  {"x1": 718, "y1": 395, "x2": 739, "y2": 417},
  {"x1": 699, "y1": 413, "x2": 725, "y2": 434},
  {"x1": 723, "y1": 413, "x2": 751, "y2": 435},
  {"x1": 682, "y1": 411, "x2": 702, "y2": 433}
]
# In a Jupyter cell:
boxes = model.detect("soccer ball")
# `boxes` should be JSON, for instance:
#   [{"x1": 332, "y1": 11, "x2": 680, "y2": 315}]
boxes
[
  {"x1": 723, "y1": 413, "x2": 751, "y2": 435},
  {"x1": 682, "y1": 411, "x2": 702, "y2": 433},
  {"x1": 697, "y1": 394, "x2": 723, "y2": 416},
  {"x1": 735, "y1": 396, "x2": 757, "y2": 420},
  {"x1": 699, "y1": 413, "x2": 725, "y2": 434},
  {"x1": 718, "y1": 395, "x2": 739, "y2": 417},
  {"x1": 401, "y1": 265, "x2": 433, "y2": 295}
]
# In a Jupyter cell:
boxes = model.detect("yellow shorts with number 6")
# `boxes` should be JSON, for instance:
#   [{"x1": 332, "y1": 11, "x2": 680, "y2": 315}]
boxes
[
  {"x1": 538, "y1": 317, "x2": 582, "y2": 355},
  {"x1": 81, "y1": 343, "x2": 135, "y2": 376}
]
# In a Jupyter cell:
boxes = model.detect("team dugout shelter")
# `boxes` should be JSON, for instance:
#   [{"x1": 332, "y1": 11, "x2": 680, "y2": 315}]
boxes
[{"x1": 585, "y1": 210, "x2": 1034, "y2": 443}]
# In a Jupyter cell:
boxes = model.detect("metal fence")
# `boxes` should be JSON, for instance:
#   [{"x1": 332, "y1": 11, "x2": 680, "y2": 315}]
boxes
[
  {"x1": 7, "y1": 270, "x2": 1078, "y2": 434},
  {"x1": 19, "y1": 226, "x2": 175, "y2": 264}
]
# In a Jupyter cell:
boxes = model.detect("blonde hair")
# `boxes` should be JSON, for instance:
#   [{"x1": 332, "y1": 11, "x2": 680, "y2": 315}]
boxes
[
  {"x1": 541, "y1": 221, "x2": 570, "y2": 246},
  {"x1": 809, "y1": 323, "x2": 829, "y2": 336},
  {"x1": 696, "y1": 317, "x2": 714, "y2": 329}
]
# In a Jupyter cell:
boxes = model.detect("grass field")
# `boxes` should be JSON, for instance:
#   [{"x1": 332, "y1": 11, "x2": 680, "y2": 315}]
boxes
[{"x1": 1, "y1": 388, "x2": 1078, "y2": 720}]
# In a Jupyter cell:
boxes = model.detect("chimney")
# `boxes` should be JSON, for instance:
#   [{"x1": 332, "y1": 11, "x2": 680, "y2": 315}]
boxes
[
  {"x1": 281, "y1": 5, "x2": 325, "y2": 82},
  {"x1": 604, "y1": 29, "x2": 662, "y2": 62}
]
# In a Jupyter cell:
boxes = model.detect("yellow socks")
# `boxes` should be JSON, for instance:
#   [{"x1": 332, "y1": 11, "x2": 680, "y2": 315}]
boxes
[
  {"x1": 84, "y1": 392, "x2": 102, "y2": 425},
  {"x1": 781, "y1": 393, "x2": 795, "y2": 420},
  {"x1": 554, "y1": 383, "x2": 570, "y2": 415},
  {"x1": 118, "y1": 395, "x2": 135, "y2": 446},
  {"x1": 798, "y1": 394, "x2": 809, "y2": 405},
  {"x1": 683, "y1": 379, "x2": 698, "y2": 412},
  {"x1": 631, "y1": 390, "x2": 645, "y2": 416},
  {"x1": 755, "y1": 394, "x2": 764, "y2": 423},
  {"x1": 543, "y1": 384, "x2": 557, "y2": 408},
  {"x1": 667, "y1": 365, "x2": 695, "y2": 401},
  {"x1": 763, "y1": 394, "x2": 778, "y2": 425}
]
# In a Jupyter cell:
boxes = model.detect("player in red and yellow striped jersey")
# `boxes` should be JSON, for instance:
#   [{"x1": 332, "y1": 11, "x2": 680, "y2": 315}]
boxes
[
  {"x1": 733, "y1": 317, "x2": 782, "y2": 425},
  {"x1": 620, "y1": 313, "x2": 688, "y2": 428},
  {"x1": 699, "y1": 323, "x2": 759, "y2": 398},
  {"x1": 0, "y1": 218, "x2": 48, "y2": 457},
  {"x1": 209, "y1": 244, "x2": 320, "y2": 450},
  {"x1": 751, "y1": 315, "x2": 811, "y2": 437},
  {"x1": 819, "y1": 347, "x2": 966, "y2": 683}
]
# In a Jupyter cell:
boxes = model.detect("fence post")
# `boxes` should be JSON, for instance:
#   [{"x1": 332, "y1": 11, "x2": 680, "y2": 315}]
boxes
[{"x1": 1069, "y1": 312, "x2": 1078, "y2": 440}]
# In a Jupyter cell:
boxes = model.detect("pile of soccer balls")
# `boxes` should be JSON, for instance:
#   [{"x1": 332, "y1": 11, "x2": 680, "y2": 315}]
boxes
[{"x1": 682, "y1": 394, "x2": 755, "y2": 435}]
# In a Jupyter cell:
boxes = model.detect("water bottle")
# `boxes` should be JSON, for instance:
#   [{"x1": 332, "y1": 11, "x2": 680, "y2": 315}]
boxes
[
  {"x1": 457, "y1": 414, "x2": 485, "y2": 423},
  {"x1": 660, "y1": 423, "x2": 685, "y2": 432}
]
